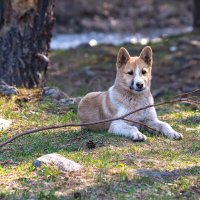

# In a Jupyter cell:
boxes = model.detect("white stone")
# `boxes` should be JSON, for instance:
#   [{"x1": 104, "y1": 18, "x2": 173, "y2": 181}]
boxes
[
  {"x1": 0, "y1": 118, "x2": 12, "y2": 130},
  {"x1": 33, "y1": 153, "x2": 82, "y2": 172}
]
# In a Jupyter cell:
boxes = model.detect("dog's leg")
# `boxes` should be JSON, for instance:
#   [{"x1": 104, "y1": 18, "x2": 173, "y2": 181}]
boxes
[
  {"x1": 146, "y1": 119, "x2": 183, "y2": 139},
  {"x1": 108, "y1": 120, "x2": 147, "y2": 141}
]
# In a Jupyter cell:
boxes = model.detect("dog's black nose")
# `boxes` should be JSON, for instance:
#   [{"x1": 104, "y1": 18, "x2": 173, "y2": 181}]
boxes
[{"x1": 136, "y1": 82, "x2": 143, "y2": 89}]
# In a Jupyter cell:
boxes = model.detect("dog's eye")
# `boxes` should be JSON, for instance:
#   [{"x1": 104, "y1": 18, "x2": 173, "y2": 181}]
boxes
[
  {"x1": 142, "y1": 69, "x2": 147, "y2": 75},
  {"x1": 128, "y1": 70, "x2": 133, "y2": 75}
]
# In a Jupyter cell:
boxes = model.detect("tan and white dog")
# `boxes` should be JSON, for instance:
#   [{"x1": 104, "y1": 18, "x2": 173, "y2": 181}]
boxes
[{"x1": 78, "y1": 46, "x2": 183, "y2": 141}]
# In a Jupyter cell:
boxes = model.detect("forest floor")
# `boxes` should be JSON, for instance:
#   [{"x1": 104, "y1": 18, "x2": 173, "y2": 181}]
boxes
[{"x1": 0, "y1": 32, "x2": 200, "y2": 199}]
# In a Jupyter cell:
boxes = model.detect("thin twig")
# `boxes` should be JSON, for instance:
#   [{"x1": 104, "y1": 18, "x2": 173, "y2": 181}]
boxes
[
  {"x1": 178, "y1": 98, "x2": 200, "y2": 105},
  {"x1": 183, "y1": 96, "x2": 200, "y2": 100},
  {"x1": 123, "y1": 118, "x2": 157, "y2": 132},
  {"x1": 0, "y1": 97, "x2": 199, "y2": 148},
  {"x1": 172, "y1": 89, "x2": 200, "y2": 99},
  {"x1": 0, "y1": 160, "x2": 12, "y2": 165}
]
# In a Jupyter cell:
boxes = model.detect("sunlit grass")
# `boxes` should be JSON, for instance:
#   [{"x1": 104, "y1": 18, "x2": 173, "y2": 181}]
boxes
[{"x1": 0, "y1": 87, "x2": 199, "y2": 199}]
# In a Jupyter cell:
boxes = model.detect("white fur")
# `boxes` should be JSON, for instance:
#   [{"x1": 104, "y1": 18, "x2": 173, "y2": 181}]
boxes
[
  {"x1": 108, "y1": 120, "x2": 147, "y2": 140},
  {"x1": 108, "y1": 92, "x2": 145, "y2": 140},
  {"x1": 78, "y1": 47, "x2": 183, "y2": 141},
  {"x1": 108, "y1": 86, "x2": 147, "y2": 140},
  {"x1": 146, "y1": 119, "x2": 183, "y2": 139},
  {"x1": 134, "y1": 65, "x2": 141, "y2": 89},
  {"x1": 107, "y1": 85, "x2": 183, "y2": 141},
  {"x1": 108, "y1": 86, "x2": 116, "y2": 105}
]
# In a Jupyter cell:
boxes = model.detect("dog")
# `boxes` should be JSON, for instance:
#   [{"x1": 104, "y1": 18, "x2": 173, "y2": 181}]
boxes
[{"x1": 78, "y1": 46, "x2": 183, "y2": 141}]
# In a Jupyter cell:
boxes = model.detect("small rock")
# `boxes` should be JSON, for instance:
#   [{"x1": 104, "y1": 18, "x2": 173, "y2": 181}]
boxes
[
  {"x1": 33, "y1": 153, "x2": 82, "y2": 172},
  {"x1": 59, "y1": 97, "x2": 82, "y2": 106},
  {"x1": 0, "y1": 118, "x2": 12, "y2": 130},
  {"x1": 32, "y1": 160, "x2": 42, "y2": 168},
  {"x1": 42, "y1": 87, "x2": 69, "y2": 100},
  {"x1": 0, "y1": 84, "x2": 19, "y2": 96},
  {"x1": 59, "y1": 98, "x2": 74, "y2": 105}
]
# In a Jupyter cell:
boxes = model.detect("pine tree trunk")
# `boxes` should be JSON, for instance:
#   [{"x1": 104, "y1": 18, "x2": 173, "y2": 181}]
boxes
[
  {"x1": 0, "y1": 0, "x2": 55, "y2": 88},
  {"x1": 193, "y1": 0, "x2": 200, "y2": 29}
]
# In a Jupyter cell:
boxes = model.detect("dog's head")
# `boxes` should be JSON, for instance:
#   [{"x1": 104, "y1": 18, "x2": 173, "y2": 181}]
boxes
[{"x1": 115, "y1": 46, "x2": 152, "y2": 94}]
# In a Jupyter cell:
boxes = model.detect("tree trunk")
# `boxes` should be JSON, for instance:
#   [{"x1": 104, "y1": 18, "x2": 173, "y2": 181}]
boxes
[
  {"x1": 193, "y1": 0, "x2": 200, "y2": 29},
  {"x1": 0, "y1": 0, "x2": 55, "y2": 88}
]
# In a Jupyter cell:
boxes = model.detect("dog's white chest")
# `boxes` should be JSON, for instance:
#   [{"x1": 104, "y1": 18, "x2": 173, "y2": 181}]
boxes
[{"x1": 117, "y1": 105, "x2": 144, "y2": 121}]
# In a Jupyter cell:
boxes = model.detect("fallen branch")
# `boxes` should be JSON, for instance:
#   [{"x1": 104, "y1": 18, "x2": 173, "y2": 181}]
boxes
[
  {"x1": 0, "y1": 94, "x2": 199, "y2": 148},
  {"x1": 123, "y1": 118, "x2": 157, "y2": 133}
]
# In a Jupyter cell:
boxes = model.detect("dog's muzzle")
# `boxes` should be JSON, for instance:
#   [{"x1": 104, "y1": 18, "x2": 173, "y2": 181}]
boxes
[{"x1": 130, "y1": 81, "x2": 145, "y2": 92}]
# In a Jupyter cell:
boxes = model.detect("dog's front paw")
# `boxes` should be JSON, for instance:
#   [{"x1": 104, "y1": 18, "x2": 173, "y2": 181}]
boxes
[
  {"x1": 131, "y1": 131, "x2": 147, "y2": 142},
  {"x1": 167, "y1": 131, "x2": 183, "y2": 140}
]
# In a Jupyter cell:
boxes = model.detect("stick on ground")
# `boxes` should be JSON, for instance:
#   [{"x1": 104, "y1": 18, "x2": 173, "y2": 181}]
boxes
[{"x1": 0, "y1": 92, "x2": 199, "y2": 148}]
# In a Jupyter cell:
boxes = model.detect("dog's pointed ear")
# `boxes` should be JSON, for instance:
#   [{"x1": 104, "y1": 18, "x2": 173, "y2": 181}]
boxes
[
  {"x1": 139, "y1": 46, "x2": 152, "y2": 66},
  {"x1": 117, "y1": 47, "x2": 130, "y2": 68}
]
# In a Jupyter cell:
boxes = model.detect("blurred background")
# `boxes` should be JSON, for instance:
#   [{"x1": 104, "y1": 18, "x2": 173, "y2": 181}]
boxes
[
  {"x1": 48, "y1": 0, "x2": 199, "y2": 97},
  {"x1": 54, "y1": 0, "x2": 192, "y2": 34}
]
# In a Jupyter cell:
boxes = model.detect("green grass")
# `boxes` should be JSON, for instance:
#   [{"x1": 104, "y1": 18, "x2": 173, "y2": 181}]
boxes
[{"x1": 0, "y1": 89, "x2": 199, "y2": 200}]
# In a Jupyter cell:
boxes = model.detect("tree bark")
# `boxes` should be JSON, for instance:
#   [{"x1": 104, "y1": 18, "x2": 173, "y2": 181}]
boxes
[
  {"x1": 193, "y1": 0, "x2": 200, "y2": 29},
  {"x1": 0, "y1": 0, "x2": 55, "y2": 88}
]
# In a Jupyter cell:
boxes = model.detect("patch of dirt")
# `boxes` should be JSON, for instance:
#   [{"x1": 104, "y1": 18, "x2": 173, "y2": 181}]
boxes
[{"x1": 48, "y1": 32, "x2": 200, "y2": 97}]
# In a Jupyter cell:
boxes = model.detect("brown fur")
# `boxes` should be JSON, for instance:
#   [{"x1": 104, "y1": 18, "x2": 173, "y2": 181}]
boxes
[
  {"x1": 78, "y1": 46, "x2": 183, "y2": 140},
  {"x1": 78, "y1": 91, "x2": 117, "y2": 130},
  {"x1": 78, "y1": 47, "x2": 152, "y2": 130}
]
